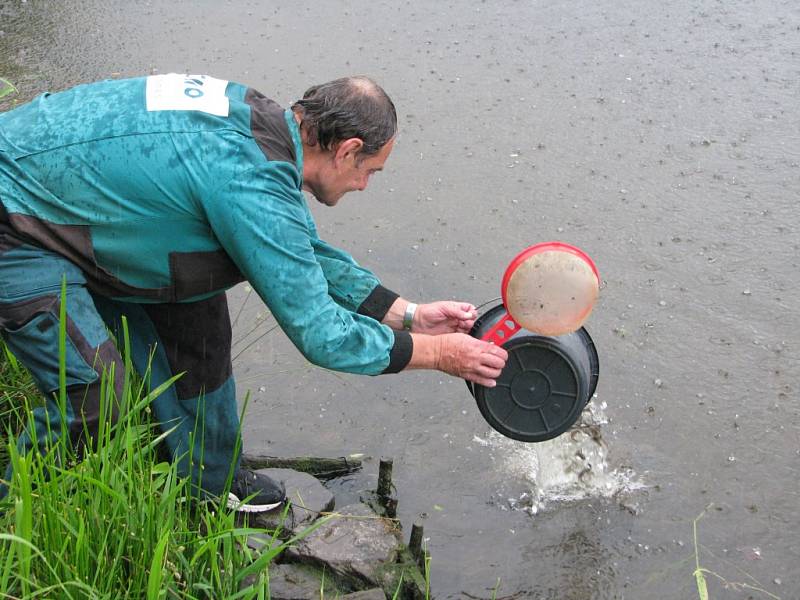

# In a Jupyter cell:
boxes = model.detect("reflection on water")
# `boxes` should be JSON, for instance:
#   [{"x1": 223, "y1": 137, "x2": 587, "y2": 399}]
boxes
[
  {"x1": 525, "y1": 529, "x2": 619, "y2": 600},
  {"x1": 476, "y1": 399, "x2": 643, "y2": 515}
]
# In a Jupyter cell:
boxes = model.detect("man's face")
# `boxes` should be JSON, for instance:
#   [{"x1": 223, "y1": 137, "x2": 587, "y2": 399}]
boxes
[{"x1": 312, "y1": 137, "x2": 395, "y2": 206}]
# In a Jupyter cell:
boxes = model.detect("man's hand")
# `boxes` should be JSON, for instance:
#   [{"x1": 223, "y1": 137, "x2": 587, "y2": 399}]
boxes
[
  {"x1": 434, "y1": 333, "x2": 508, "y2": 387},
  {"x1": 413, "y1": 301, "x2": 478, "y2": 335}
]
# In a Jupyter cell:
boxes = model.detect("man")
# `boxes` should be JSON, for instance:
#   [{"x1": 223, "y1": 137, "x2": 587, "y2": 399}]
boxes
[{"x1": 0, "y1": 74, "x2": 507, "y2": 510}]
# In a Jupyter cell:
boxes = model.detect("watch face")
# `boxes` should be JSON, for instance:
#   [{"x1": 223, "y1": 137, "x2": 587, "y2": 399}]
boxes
[{"x1": 403, "y1": 303, "x2": 416, "y2": 330}]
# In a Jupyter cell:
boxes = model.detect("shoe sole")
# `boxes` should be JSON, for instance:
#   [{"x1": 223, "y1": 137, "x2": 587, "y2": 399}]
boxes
[{"x1": 226, "y1": 492, "x2": 284, "y2": 513}]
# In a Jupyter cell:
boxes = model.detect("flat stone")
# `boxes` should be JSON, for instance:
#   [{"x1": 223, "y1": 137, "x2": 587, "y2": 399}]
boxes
[
  {"x1": 340, "y1": 589, "x2": 387, "y2": 600},
  {"x1": 241, "y1": 563, "x2": 344, "y2": 599},
  {"x1": 265, "y1": 564, "x2": 329, "y2": 599},
  {"x1": 285, "y1": 503, "x2": 402, "y2": 589},
  {"x1": 245, "y1": 468, "x2": 335, "y2": 537},
  {"x1": 246, "y1": 531, "x2": 283, "y2": 553}
]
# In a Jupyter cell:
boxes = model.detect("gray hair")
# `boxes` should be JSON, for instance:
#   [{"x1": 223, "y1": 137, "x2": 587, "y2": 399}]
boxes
[{"x1": 291, "y1": 76, "x2": 397, "y2": 157}]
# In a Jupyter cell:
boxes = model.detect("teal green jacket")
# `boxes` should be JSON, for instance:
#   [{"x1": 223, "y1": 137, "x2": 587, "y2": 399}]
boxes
[{"x1": 0, "y1": 75, "x2": 411, "y2": 374}]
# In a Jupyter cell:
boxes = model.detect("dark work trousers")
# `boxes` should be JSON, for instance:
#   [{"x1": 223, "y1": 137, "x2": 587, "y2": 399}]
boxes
[{"x1": 0, "y1": 227, "x2": 241, "y2": 499}]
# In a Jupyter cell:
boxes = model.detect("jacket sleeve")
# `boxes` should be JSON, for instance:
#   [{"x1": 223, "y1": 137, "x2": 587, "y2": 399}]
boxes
[
  {"x1": 303, "y1": 213, "x2": 400, "y2": 322},
  {"x1": 204, "y1": 162, "x2": 412, "y2": 375}
]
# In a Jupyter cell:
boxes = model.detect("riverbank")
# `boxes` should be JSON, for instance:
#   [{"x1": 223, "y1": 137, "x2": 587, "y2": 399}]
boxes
[{"x1": 0, "y1": 338, "x2": 429, "y2": 599}]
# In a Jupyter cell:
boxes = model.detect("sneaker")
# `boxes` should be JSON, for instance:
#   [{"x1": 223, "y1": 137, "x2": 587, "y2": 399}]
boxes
[{"x1": 227, "y1": 469, "x2": 286, "y2": 513}]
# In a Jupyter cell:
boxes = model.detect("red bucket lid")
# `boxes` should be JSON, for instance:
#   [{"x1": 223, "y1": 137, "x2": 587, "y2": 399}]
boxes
[{"x1": 500, "y1": 242, "x2": 600, "y2": 336}]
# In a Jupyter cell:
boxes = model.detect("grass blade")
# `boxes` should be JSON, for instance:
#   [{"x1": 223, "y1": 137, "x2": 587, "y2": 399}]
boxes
[
  {"x1": 0, "y1": 78, "x2": 17, "y2": 100},
  {"x1": 147, "y1": 530, "x2": 170, "y2": 600}
]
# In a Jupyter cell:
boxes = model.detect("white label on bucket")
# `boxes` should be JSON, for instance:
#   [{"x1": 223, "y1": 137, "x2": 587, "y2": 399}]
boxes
[{"x1": 146, "y1": 74, "x2": 229, "y2": 116}]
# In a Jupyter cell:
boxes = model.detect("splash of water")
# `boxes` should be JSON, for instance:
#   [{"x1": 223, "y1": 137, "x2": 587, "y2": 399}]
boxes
[{"x1": 474, "y1": 398, "x2": 643, "y2": 515}]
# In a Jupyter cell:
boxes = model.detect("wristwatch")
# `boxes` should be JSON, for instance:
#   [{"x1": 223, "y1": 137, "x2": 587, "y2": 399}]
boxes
[{"x1": 403, "y1": 302, "x2": 418, "y2": 331}]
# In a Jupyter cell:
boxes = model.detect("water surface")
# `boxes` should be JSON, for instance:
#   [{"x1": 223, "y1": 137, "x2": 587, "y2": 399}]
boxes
[{"x1": 2, "y1": 1, "x2": 798, "y2": 597}]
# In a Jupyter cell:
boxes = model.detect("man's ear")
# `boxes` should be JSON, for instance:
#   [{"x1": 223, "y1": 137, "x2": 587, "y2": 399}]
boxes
[{"x1": 334, "y1": 138, "x2": 364, "y2": 163}]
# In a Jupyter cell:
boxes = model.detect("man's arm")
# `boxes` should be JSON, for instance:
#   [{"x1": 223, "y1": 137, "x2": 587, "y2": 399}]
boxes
[
  {"x1": 307, "y1": 225, "x2": 390, "y2": 313},
  {"x1": 205, "y1": 163, "x2": 506, "y2": 385},
  {"x1": 381, "y1": 297, "x2": 478, "y2": 334},
  {"x1": 305, "y1": 218, "x2": 484, "y2": 339},
  {"x1": 405, "y1": 332, "x2": 507, "y2": 388},
  {"x1": 382, "y1": 297, "x2": 507, "y2": 387},
  {"x1": 205, "y1": 163, "x2": 408, "y2": 375}
]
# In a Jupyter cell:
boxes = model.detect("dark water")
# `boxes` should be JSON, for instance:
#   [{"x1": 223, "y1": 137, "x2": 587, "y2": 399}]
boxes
[{"x1": 2, "y1": 1, "x2": 798, "y2": 597}]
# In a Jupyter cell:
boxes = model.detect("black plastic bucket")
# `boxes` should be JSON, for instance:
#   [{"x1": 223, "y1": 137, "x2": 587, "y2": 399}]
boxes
[{"x1": 467, "y1": 302, "x2": 600, "y2": 443}]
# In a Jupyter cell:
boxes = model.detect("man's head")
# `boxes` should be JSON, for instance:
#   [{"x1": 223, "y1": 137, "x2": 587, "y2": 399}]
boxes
[{"x1": 293, "y1": 76, "x2": 397, "y2": 206}]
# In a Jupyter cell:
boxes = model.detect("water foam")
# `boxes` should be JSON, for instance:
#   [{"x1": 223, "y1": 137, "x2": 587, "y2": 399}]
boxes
[{"x1": 475, "y1": 399, "x2": 643, "y2": 515}]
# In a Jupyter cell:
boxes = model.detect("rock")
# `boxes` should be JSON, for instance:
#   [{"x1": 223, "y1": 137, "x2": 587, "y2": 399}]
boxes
[
  {"x1": 240, "y1": 454, "x2": 363, "y2": 479},
  {"x1": 341, "y1": 589, "x2": 387, "y2": 600},
  {"x1": 285, "y1": 503, "x2": 402, "y2": 590},
  {"x1": 244, "y1": 468, "x2": 335, "y2": 546},
  {"x1": 246, "y1": 531, "x2": 284, "y2": 554},
  {"x1": 266, "y1": 563, "x2": 345, "y2": 599},
  {"x1": 241, "y1": 563, "x2": 347, "y2": 599}
]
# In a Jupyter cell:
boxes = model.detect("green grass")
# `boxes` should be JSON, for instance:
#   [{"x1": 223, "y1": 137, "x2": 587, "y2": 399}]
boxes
[
  {"x1": 0, "y1": 78, "x2": 17, "y2": 101},
  {"x1": 691, "y1": 507, "x2": 782, "y2": 600},
  {"x1": 0, "y1": 279, "x2": 434, "y2": 598},
  {"x1": 0, "y1": 341, "x2": 38, "y2": 471},
  {"x1": 0, "y1": 288, "x2": 328, "y2": 599}
]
